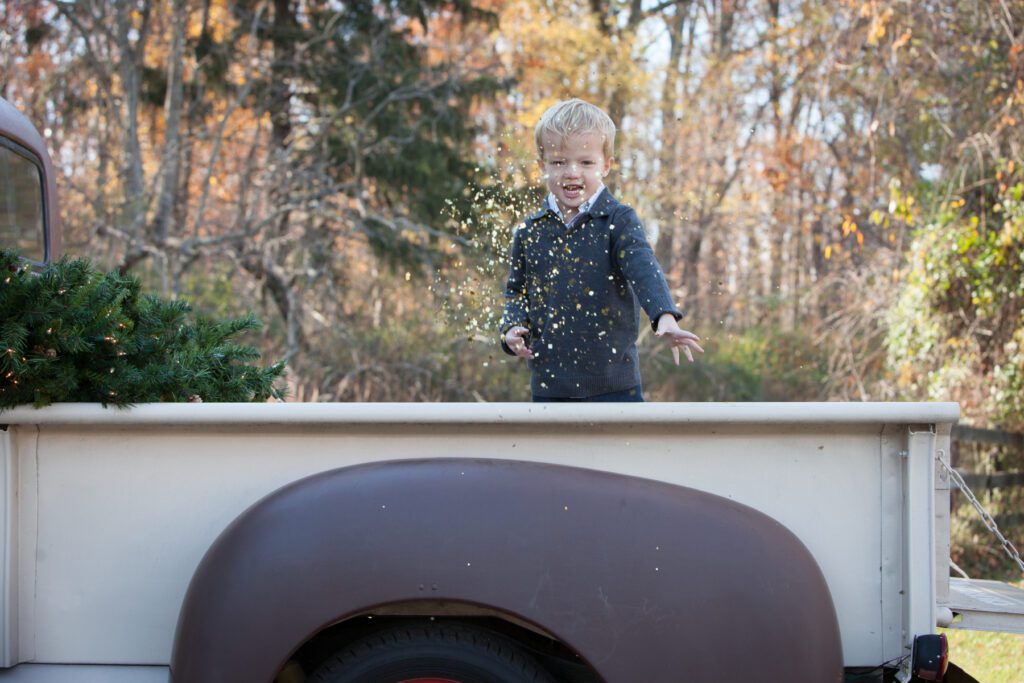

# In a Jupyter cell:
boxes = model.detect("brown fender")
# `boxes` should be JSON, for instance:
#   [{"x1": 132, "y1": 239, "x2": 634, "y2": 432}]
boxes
[
  {"x1": 171, "y1": 459, "x2": 842, "y2": 683},
  {"x1": 0, "y1": 96, "x2": 61, "y2": 261}
]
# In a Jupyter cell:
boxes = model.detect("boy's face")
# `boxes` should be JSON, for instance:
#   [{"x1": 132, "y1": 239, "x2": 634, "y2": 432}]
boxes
[{"x1": 537, "y1": 130, "x2": 613, "y2": 218}]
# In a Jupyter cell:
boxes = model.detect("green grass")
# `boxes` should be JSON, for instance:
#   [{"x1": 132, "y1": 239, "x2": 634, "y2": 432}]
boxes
[{"x1": 939, "y1": 627, "x2": 1024, "y2": 682}]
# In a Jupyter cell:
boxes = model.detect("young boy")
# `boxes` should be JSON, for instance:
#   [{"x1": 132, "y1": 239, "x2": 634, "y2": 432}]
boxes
[{"x1": 500, "y1": 98, "x2": 702, "y2": 402}]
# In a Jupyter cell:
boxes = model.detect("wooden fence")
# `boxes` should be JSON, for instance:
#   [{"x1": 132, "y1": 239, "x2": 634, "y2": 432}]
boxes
[
  {"x1": 950, "y1": 425, "x2": 1024, "y2": 545},
  {"x1": 952, "y1": 425, "x2": 1024, "y2": 491}
]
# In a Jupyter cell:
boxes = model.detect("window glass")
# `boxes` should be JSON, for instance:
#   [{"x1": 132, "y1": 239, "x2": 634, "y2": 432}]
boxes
[{"x1": 0, "y1": 140, "x2": 46, "y2": 262}]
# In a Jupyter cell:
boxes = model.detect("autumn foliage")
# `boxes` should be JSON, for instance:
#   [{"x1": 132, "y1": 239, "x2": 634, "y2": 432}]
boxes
[{"x1": 0, "y1": 0, "x2": 1021, "y2": 423}]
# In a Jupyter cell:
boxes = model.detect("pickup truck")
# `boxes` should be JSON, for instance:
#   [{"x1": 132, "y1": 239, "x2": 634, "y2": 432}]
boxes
[{"x1": 2, "y1": 95, "x2": 1023, "y2": 683}]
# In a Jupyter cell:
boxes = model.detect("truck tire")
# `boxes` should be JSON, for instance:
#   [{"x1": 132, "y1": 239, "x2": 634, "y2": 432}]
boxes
[{"x1": 308, "y1": 622, "x2": 556, "y2": 683}]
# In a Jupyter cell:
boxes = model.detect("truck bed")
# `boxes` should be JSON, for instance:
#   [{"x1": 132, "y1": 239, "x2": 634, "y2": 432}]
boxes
[{"x1": 2, "y1": 401, "x2": 1017, "y2": 681}]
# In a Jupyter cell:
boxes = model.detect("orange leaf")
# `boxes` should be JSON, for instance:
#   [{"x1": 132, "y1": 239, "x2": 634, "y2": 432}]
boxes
[{"x1": 892, "y1": 29, "x2": 912, "y2": 52}]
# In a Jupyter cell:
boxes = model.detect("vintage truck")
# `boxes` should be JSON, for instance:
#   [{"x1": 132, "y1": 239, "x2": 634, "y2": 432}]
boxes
[{"x1": 1, "y1": 95, "x2": 1023, "y2": 683}]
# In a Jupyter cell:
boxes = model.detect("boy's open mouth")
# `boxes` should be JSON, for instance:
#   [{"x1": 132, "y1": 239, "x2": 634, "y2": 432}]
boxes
[{"x1": 562, "y1": 184, "x2": 584, "y2": 198}]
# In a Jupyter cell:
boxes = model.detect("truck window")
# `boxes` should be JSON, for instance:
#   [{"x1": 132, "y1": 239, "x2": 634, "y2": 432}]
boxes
[{"x1": 0, "y1": 136, "x2": 47, "y2": 262}]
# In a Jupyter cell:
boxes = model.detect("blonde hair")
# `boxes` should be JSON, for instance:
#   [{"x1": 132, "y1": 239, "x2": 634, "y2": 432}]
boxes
[{"x1": 534, "y1": 99, "x2": 616, "y2": 160}]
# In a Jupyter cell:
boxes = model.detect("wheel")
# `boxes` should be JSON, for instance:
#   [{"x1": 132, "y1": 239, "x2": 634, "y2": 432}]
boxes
[{"x1": 308, "y1": 621, "x2": 556, "y2": 683}]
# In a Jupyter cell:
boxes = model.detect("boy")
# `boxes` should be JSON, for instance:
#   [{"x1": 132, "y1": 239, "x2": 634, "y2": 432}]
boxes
[{"x1": 500, "y1": 98, "x2": 702, "y2": 402}]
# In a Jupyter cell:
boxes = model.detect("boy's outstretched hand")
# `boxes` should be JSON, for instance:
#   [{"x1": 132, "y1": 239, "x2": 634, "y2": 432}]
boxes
[
  {"x1": 504, "y1": 326, "x2": 534, "y2": 359},
  {"x1": 656, "y1": 314, "x2": 704, "y2": 365}
]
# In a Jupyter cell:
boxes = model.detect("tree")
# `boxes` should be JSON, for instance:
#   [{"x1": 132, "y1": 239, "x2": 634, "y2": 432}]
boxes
[
  {"x1": 0, "y1": 249, "x2": 285, "y2": 407},
  {"x1": 5, "y1": 0, "x2": 505, "y2": 397},
  {"x1": 863, "y1": 0, "x2": 1024, "y2": 428}
]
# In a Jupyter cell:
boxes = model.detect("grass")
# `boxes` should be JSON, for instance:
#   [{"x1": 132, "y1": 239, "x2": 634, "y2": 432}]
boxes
[{"x1": 939, "y1": 627, "x2": 1024, "y2": 682}]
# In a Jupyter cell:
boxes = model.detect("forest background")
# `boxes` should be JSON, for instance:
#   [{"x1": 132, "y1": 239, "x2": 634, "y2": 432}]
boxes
[
  {"x1": 4, "y1": 0, "x2": 1024, "y2": 417},
  {"x1": 3, "y1": 0, "x2": 1024, "y2": 578}
]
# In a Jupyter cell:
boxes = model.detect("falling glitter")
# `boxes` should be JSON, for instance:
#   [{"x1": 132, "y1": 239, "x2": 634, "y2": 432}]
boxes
[{"x1": 431, "y1": 175, "x2": 540, "y2": 343}]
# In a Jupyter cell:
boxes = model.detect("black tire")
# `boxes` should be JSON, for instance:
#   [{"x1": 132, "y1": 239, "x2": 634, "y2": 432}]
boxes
[{"x1": 308, "y1": 621, "x2": 556, "y2": 683}]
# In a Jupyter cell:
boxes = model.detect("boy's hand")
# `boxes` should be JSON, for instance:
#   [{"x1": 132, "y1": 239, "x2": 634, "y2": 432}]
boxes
[
  {"x1": 655, "y1": 314, "x2": 704, "y2": 365},
  {"x1": 505, "y1": 326, "x2": 534, "y2": 359}
]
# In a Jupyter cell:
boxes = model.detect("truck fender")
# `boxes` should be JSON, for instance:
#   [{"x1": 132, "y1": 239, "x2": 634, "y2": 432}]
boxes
[{"x1": 171, "y1": 458, "x2": 842, "y2": 683}]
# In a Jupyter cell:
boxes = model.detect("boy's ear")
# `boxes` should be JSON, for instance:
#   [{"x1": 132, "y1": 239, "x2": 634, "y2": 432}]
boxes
[
  {"x1": 603, "y1": 156, "x2": 614, "y2": 177},
  {"x1": 536, "y1": 157, "x2": 546, "y2": 175}
]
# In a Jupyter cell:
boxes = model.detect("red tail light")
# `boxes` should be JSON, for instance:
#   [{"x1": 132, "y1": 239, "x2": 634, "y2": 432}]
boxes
[{"x1": 912, "y1": 633, "x2": 949, "y2": 681}]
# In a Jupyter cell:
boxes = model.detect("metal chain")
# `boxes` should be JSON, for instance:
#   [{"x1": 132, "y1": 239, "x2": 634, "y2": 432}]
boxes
[{"x1": 938, "y1": 456, "x2": 1024, "y2": 575}]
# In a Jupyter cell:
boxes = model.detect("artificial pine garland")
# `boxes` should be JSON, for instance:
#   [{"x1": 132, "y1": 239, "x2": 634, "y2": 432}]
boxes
[{"x1": 0, "y1": 249, "x2": 286, "y2": 408}]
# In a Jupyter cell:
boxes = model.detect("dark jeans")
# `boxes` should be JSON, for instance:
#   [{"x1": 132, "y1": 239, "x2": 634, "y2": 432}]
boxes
[{"x1": 532, "y1": 385, "x2": 644, "y2": 403}]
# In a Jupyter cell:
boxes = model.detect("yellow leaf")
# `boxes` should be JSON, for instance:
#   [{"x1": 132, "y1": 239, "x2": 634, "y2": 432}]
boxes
[{"x1": 824, "y1": 245, "x2": 832, "y2": 260}]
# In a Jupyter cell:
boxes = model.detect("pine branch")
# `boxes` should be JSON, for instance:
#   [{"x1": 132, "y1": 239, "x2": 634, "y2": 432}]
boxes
[{"x1": 0, "y1": 249, "x2": 286, "y2": 409}]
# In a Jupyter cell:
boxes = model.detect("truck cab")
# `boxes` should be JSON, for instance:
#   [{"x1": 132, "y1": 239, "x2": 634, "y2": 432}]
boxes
[{"x1": 0, "y1": 97, "x2": 60, "y2": 267}]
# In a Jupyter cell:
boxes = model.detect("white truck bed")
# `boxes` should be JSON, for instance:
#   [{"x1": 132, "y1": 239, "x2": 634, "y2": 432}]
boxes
[{"x1": 0, "y1": 401, "x2": 1019, "y2": 682}]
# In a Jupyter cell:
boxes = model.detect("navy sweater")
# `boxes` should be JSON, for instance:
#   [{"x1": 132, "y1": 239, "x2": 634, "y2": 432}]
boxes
[{"x1": 500, "y1": 189, "x2": 682, "y2": 398}]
